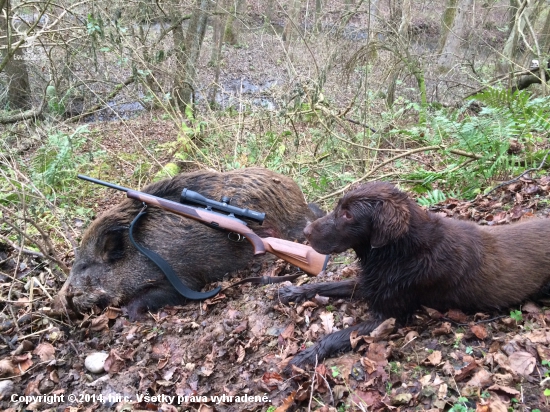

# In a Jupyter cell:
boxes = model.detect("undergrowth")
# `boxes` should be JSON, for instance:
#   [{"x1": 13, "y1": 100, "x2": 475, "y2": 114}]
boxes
[
  {"x1": 1, "y1": 86, "x2": 549, "y2": 267},
  {"x1": 403, "y1": 88, "x2": 550, "y2": 201}
]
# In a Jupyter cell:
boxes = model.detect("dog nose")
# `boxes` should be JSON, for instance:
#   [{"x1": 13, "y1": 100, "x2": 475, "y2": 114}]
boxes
[{"x1": 304, "y1": 224, "x2": 312, "y2": 238}]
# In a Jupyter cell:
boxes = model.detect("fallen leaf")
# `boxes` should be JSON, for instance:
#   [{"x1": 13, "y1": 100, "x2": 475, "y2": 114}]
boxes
[
  {"x1": 508, "y1": 351, "x2": 535, "y2": 376},
  {"x1": 236, "y1": 345, "x2": 245, "y2": 364},
  {"x1": 454, "y1": 362, "x2": 477, "y2": 382},
  {"x1": 403, "y1": 331, "x2": 419, "y2": 347},
  {"x1": 424, "y1": 351, "x2": 442, "y2": 366},
  {"x1": 33, "y1": 343, "x2": 55, "y2": 362},
  {"x1": 370, "y1": 318, "x2": 395, "y2": 339},
  {"x1": 447, "y1": 309, "x2": 468, "y2": 323},
  {"x1": 525, "y1": 329, "x2": 550, "y2": 344},
  {"x1": 487, "y1": 384, "x2": 521, "y2": 397},
  {"x1": 350, "y1": 330, "x2": 363, "y2": 349},
  {"x1": 366, "y1": 342, "x2": 390, "y2": 362},
  {"x1": 319, "y1": 311, "x2": 335, "y2": 334},
  {"x1": 274, "y1": 391, "x2": 295, "y2": 412},
  {"x1": 470, "y1": 324, "x2": 488, "y2": 340},
  {"x1": 432, "y1": 322, "x2": 452, "y2": 336},
  {"x1": 89, "y1": 315, "x2": 109, "y2": 332},
  {"x1": 464, "y1": 368, "x2": 492, "y2": 388}
]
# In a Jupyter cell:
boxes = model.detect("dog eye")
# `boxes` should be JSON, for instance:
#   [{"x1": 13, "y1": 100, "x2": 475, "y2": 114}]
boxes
[{"x1": 342, "y1": 211, "x2": 353, "y2": 220}]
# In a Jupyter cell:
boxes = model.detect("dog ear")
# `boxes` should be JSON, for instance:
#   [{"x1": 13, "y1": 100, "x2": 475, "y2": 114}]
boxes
[{"x1": 370, "y1": 197, "x2": 410, "y2": 248}]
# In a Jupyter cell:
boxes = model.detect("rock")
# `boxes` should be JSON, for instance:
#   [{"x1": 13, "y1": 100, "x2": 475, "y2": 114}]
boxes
[
  {"x1": 84, "y1": 352, "x2": 109, "y2": 374},
  {"x1": 0, "y1": 380, "x2": 15, "y2": 399}
]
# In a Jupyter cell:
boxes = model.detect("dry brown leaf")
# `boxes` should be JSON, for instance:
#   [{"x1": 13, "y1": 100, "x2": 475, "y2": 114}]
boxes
[
  {"x1": 275, "y1": 391, "x2": 296, "y2": 412},
  {"x1": 319, "y1": 311, "x2": 335, "y2": 334},
  {"x1": 366, "y1": 342, "x2": 390, "y2": 363},
  {"x1": 314, "y1": 295, "x2": 330, "y2": 305},
  {"x1": 432, "y1": 322, "x2": 452, "y2": 336},
  {"x1": 261, "y1": 372, "x2": 283, "y2": 392},
  {"x1": 274, "y1": 391, "x2": 295, "y2": 412},
  {"x1": 447, "y1": 309, "x2": 468, "y2": 323},
  {"x1": 464, "y1": 368, "x2": 492, "y2": 388},
  {"x1": 236, "y1": 345, "x2": 245, "y2": 364},
  {"x1": 438, "y1": 383, "x2": 448, "y2": 400},
  {"x1": 403, "y1": 331, "x2": 419, "y2": 347},
  {"x1": 105, "y1": 307, "x2": 121, "y2": 319},
  {"x1": 361, "y1": 356, "x2": 377, "y2": 374},
  {"x1": 522, "y1": 302, "x2": 541, "y2": 313},
  {"x1": 280, "y1": 324, "x2": 294, "y2": 339},
  {"x1": 493, "y1": 352, "x2": 513, "y2": 373},
  {"x1": 423, "y1": 306, "x2": 443, "y2": 319},
  {"x1": 350, "y1": 330, "x2": 363, "y2": 349},
  {"x1": 455, "y1": 362, "x2": 478, "y2": 382},
  {"x1": 470, "y1": 324, "x2": 488, "y2": 340},
  {"x1": 492, "y1": 373, "x2": 514, "y2": 386},
  {"x1": 302, "y1": 301, "x2": 318, "y2": 309},
  {"x1": 487, "y1": 398, "x2": 508, "y2": 412},
  {"x1": 33, "y1": 343, "x2": 55, "y2": 362},
  {"x1": 370, "y1": 318, "x2": 395, "y2": 339},
  {"x1": 525, "y1": 329, "x2": 550, "y2": 344},
  {"x1": 442, "y1": 361, "x2": 455, "y2": 376},
  {"x1": 487, "y1": 384, "x2": 521, "y2": 397},
  {"x1": 89, "y1": 314, "x2": 109, "y2": 332},
  {"x1": 508, "y1": 351, "x2": 536, "y2": 376},
  {"x1": 424, "y1": 350, "x2": 442, "y2": 366},
  {"x1": 13, "y1": 353, "x2": 33, "y2": 374}
]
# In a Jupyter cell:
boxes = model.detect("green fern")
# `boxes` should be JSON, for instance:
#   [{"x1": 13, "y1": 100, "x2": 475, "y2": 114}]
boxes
[{"x1": 406, "y1": 88, "x2": 550, "y2": 198}]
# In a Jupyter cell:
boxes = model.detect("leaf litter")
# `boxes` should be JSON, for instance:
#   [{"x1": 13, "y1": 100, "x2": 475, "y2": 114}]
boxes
[{"x1": 1, "y1": 175, "x2": 550, "y2": 411}]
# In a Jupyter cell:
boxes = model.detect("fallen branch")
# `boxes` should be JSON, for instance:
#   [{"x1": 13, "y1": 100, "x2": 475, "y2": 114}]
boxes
[
  {"x1": 0, "y1": 82, "x2": 49, "y2": 124},
  {"x1": 67, "y1": 75, "x2": 135, "y2": 122}
]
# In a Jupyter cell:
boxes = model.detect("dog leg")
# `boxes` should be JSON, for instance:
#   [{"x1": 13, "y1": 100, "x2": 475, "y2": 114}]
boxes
[
  {"x1": 286, "y1": 319, "x2": 381, "y2": 371},
  {"x1": 277, "y1": 278, "x2": 359, "y2": 304}
]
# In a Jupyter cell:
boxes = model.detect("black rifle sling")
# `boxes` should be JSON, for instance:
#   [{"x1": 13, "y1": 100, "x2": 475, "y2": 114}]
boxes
[{"x1": 129, "y1": 206, "x2": 221, "y2": 300}]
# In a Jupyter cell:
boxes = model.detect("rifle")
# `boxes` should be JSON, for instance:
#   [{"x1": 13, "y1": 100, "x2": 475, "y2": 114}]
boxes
[{"x1": 78, "y1": 175, "x2": 329, "y2": 300}]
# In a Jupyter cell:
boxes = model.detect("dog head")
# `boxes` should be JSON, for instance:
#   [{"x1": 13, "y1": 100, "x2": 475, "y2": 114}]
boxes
[{"x1": 304, "y1": 182, "x2": 411, "y2": 253}]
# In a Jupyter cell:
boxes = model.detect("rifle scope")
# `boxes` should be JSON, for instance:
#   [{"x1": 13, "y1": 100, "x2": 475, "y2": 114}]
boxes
[{"x1": 181, "y1": 188, "x2": 265, "y2": 225}]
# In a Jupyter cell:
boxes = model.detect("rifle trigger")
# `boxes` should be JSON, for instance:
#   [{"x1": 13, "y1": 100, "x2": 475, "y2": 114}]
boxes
[{"x1": 227, "y1": 232, "x2": 245, "y2": 242}]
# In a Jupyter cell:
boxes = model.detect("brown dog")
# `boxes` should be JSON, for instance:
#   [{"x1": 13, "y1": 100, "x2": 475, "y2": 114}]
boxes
[{"x1": 285, "y1": 181, "x2": 550, "y2": 368}]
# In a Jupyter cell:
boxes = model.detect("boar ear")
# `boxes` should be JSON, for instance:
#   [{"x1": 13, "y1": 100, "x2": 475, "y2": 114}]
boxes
[
  {"x1": 100, "y1": 226, "x2": 127, "y2": 262},
  {"x1": 370, "y1": 198, "x2": 410, "y2": 248}
]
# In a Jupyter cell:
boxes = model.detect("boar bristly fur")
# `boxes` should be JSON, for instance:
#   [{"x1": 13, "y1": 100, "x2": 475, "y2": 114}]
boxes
[{"x1": 60, "y1": 168, "x2": 320, "y2": 319}]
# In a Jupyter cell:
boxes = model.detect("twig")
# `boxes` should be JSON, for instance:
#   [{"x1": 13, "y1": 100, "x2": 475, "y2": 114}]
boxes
[
  {"x1": 343, "y1": 116, "x2": 377, "y2": 133},
  {"x1": 485, "y1": 150, "x2": 550, "y2": 195},
  {"x1": 308, "y1": 355, "x2": 318, "y2": 412}
]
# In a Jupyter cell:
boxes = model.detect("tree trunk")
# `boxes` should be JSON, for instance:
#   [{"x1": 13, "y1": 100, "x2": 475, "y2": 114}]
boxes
[
  {"x1": 173, "y1": 0, "x2": 211, "y2": 114},
  {"x1": 437, "y1": 0, "x2": 474, "y2": 70},
  {"x1": 437, "y1": 0, "x2": 458, "y2": 55},
  {"x1": 208, "y1": 2, "x2": 226, "y2": 108},
  {"x1": 0, "y1": 0, "x2": 32, "y2": 110},
  {"x1": 315, "y1": 0, "x2": 322, "y2": 32},
  {"x1": 500, "y1": 0, "x2": 540, "y2": 74},
  {"x1": 283, "y1": 0, "x2": 301, "y2": 49},
  {"x1": 224, "y1": 0, "x2": 243, "y2": 46}
]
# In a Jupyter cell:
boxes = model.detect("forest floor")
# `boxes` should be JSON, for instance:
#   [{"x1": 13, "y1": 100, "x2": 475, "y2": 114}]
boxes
[{"x1": 2, "y1": 149, "x2": 550, "y2": 411}]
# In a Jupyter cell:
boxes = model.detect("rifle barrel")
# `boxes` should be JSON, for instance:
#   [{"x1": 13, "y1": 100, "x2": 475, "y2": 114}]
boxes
[{"x1": 78, "y1": 175, "x2": 131, "y2": 192}]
